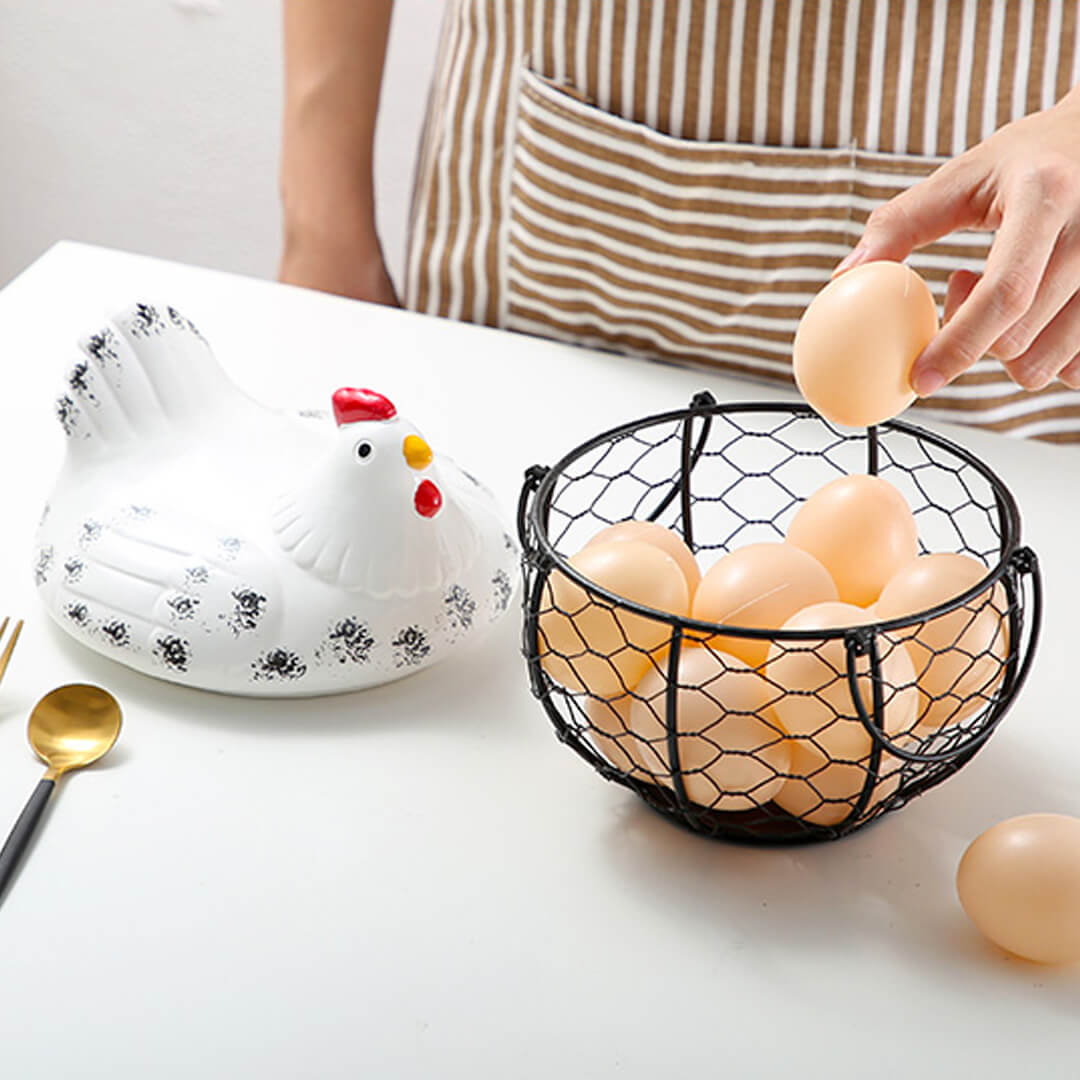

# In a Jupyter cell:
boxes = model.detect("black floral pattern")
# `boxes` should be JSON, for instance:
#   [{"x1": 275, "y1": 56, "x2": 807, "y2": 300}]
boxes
[
  {"x1": 56, "y1": 395, "x2": 78, "y2": 436},
  {"x1": 491, "y1": 569, "x2": 512, "y2": 615},
  {"x1": 226, "y1": 587, "x2": 266, "y2": 635},
  {"x1": 392, "y1": 625, "x2": 431, "y2": 668},
  {"x1": 100, "y1": 619, "x2": 131, "y2": 648},
  {"x1": 444, "y1": 585, "x2": 476, "y2": 632},
  {"x1": 129, "y1": 303, "x2": 165, "y2": 338},
  {"x1": 65, "y1": 602, "x2": 91, "y2": 628},
  {"x1": 252, "y1": 648, "x2": 307, "y2": 681},
  {"x1": 34, "y1": 546, "x2": 54, "y2": 586},
  {"x1": 153, "y1": 634, "x2": 191, "y2": 672},
  {"x1": 85, "y1": 328, "x2": 120, "y2": 366},
  {"x1": 63, "y1": 557, "x2": 85, "y2": 584},
  {"x1": 316, "y1": 618, "x2": 375, "y2": 665},
  {"x1": 167, "y1": 592, "x2": 200, "y2": 622}
]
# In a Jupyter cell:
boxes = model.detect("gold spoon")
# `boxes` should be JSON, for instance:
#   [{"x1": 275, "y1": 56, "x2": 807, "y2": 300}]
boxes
[{"x1": 0, "y1": 684, "x2": 122, "y2": 902}]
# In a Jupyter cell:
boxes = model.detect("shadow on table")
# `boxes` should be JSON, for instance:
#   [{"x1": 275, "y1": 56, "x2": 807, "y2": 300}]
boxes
[
  {"x1": 43, "y1": 615, "x2": 529, "y2": 738},
  {"x1": 600, "y1": 722, "x2": 1080, "y2": 1009}
]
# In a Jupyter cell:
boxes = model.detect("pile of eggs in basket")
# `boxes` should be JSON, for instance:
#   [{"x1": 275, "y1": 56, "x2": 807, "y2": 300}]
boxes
[{"x1": 537, "y1": 472, "x2": 1010, "y2": 827}]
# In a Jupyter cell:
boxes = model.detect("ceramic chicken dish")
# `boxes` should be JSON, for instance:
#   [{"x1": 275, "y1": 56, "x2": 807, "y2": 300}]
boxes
[{"x1": 33, "y1": 301, "x2": 517, "y2": 696}]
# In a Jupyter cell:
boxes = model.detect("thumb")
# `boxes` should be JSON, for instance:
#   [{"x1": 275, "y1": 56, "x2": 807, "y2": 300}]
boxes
[{"x1": 833, "y1": 159, "x2": 980, "y2": 276}]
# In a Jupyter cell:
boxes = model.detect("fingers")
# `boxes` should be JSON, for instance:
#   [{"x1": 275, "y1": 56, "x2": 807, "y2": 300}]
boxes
[
  {"x1": 987, "y1": 225, "x2": 1080, "y2": 361},
  {"x1": 1060, "y1": 355, "x2": 1080, "y2": 389},
  {"x1": 944, "y1": 269, "x2": 979, "y2": 324},
  {"x1": 834, "y1": 158, "x2": 982, "y2": 275},
  {"x1": 911, "y1": 186, "x2": 1067, "y2": 394},
  {"x1": 1000, "y1": 290, "x2": 1080, "y2": 389}
]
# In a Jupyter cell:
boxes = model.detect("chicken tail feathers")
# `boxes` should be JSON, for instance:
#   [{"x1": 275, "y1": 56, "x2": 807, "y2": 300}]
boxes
[{"x1": 55, "y1": 301, "x2": 242, "y2": 458}]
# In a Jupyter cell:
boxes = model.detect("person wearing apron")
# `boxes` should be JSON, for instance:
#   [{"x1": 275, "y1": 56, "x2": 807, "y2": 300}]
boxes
[{"x1": 280, "y1": 1, "x2": 1080, "y2": 443}]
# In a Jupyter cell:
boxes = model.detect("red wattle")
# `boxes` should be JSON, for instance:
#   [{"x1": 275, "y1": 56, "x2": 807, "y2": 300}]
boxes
[
  {"x1": 415, "y1": 479, "x2": 442, "y2": 518},
  {"x1": 332, "y1": 387, "x2": 397, "y2": 425}
]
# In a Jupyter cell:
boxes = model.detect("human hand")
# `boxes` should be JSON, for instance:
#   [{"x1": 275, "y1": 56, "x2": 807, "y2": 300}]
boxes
[{"x1": 834, "y1": 87, "x2": 1080, "y2": 395}]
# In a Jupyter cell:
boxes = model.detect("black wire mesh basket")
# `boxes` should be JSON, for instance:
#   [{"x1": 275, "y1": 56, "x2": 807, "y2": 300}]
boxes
[{"x1": 517, "y1": 392, "x2": 1042, "y2": 844}]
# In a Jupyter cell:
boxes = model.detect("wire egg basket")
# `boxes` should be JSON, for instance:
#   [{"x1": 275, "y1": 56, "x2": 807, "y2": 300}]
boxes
[{"x1": 517, "y1": 392, "x2": 1042, "y2": 844}]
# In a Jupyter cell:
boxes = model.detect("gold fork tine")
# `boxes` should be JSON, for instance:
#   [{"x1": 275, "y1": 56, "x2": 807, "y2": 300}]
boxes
[{"x1": 0, "y1": 619, "x2": 24, "y2": 686}]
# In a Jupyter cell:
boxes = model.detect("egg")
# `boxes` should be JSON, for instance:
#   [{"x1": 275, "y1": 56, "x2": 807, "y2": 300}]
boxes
[
  {"x1": 691, "y1": 543, "x2": 839, "y2": 668},
  {"x1": 957, "y1": 815, "x2": 1080, "y2": 964},
  {"x1": 772, "y1": 741, "x2": 904, "y2": 827},
  {"x1": 629, "y1": 645, "x2": 790, "y2": 811},
  {"x1": 875, "y1": 553, "x2": 1009, "y2": 732},
  {"x1": 767, "y1": 601, "x2": 915, "y2": 825},
  {"x1": 793, "y1": 260, "x2": 939, "y2": 427},
  {"x1": 538, "y1": 540, "x2": 689, "y2": 699},
  {"x1": 585, "y1": 693, "x2": 647, "y2": 775},
  {"x1": 785, "y1": 474, "x2": 918, "y2": 606},
  {"x1": 586, "y1": 520, "x2": 701, "y2": 597}
]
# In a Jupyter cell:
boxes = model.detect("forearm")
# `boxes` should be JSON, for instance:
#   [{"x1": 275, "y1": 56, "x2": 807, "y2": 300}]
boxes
[{"x1": 280, "y1": 0, "x2": 394, "y2": 245}]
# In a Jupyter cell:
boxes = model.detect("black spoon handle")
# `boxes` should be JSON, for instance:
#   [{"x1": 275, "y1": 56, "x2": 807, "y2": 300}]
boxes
[{"x1": 0, "y1": 779, "x2": 55, "y2": 902}]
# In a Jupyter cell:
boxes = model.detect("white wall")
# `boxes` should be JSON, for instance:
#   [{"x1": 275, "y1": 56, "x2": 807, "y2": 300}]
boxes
[{"x1": 0, "y1": 0, "x2": 443, "y2": 291}]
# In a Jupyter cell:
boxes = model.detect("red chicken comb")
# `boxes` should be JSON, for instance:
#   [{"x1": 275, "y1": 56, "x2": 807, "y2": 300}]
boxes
[{"x1": 332, "y1": 388, "x2": 397, "y2": 425}]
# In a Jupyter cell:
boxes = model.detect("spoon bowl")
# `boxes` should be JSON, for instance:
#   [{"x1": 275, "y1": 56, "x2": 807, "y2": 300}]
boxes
[
  {"x1": 0, "y1": 683, "x2": 123, "y2": 904},
  {"x1": 29, "y1": 684, "x2": 123, "y2": 778}
]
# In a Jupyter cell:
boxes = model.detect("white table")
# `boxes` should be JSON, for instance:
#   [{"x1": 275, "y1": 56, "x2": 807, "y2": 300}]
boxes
[{"x1": 0, "y1": 243, "x2": 1076, "y2": 1079}]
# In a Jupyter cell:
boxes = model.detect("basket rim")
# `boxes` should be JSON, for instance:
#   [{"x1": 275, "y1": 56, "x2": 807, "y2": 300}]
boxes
[{"x1": 524, "y1": 398, "x2": 1024, "y2": 642}]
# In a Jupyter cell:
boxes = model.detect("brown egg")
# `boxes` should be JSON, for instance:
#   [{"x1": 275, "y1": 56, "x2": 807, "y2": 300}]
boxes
[
  {"x1": 629, "y1": 645, "x2": 790, "y2": 811},
  {"x1": 793, "y1": 261, "x2": 939, "y2": 427},
  {"x1": 786, "y1": 474, "x2": 918, "y2": 606},
  {"x1": 587, "y1": 520, "x2": 702, "y2": 597},
  {"x1": 875, "y1": 553, "x2": 1009, "y2": 733},
  {"x1": 957, "y1": 815, "x2": 1080, "y2": 964},
  {"x1": 766, "y1": 601, "x2": 915, "y2": 825},
  {"x1": 585, "y1": 693, "x2": 647, "y2": 776},
  {"x1": 772, "y1": 740, "x2": 904, "y2": 828},
  {"x1": 538, "y1": 540, "x2": 689, "y2": 699},
  {"x1": 691, "y1": 543, "x2": 839, "y2": 669}
]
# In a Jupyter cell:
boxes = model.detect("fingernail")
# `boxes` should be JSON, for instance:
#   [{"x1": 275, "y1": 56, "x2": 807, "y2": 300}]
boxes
[
  {"x1": 832, "y1": 245, "x2": 868, "y2": 278},
  {"x1": 913, "y1": 368, "x2": 946, "y2": 396}
]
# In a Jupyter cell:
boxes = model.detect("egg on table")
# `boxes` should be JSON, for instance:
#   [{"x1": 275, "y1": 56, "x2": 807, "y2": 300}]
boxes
[
  {"x1": 957, "y1": 814, "x2": 1080, "y2": 964},
  {"x1": 766, "y1": 601, "x2": 916, "y2": 826},
  {"x1": 586, "y1": 520, "x2": 701, "y2": 597},
  {"x1": 793, "y1": 260, "x2": 939, "y2": 428},
  {"x1": 875, "y1": 552, "x2": 1009, "y2": 733},
  {"x1": 691, "y1": 542, "x2": 838, "y2": 668},
  {"x1": 538, "y1": 539, "x2": 689, "y2": 699},
  {"x1": 786, "y1": 474, "x2": 919, "y2": 606},
  {"x1": 629, "y1": 645, "x2": 790, "y2": 812}
]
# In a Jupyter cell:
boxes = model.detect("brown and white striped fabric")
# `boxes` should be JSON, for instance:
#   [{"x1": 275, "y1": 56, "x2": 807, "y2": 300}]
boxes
[{"x1": 405, "y1": 0, "x2": 1080, "y2": 443}]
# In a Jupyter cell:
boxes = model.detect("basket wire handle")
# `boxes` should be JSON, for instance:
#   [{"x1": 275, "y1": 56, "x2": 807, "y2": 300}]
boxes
[
  {"x1": 646, "y1": 391, "x2": 716, "y2": 538},
  {"x1": 843, "y1": 546, "x2": 1043, "y2": 766}
]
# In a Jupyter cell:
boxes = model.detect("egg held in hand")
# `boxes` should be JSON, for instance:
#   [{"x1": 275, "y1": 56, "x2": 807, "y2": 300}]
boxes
[
  {"x1": 875, "y1": 553, "x2": 1009, "y2": 733},
  {"x1": 957, "y1": 814, "x2": 1080, "y2": 965},
  {"x1": 629, "y1": 645, "x2": 790, "y2": 812},
  {"x1": 786, "y1": 474, "x2": 918, "y2": 607},
  {"x1": 691, "y1": 543, "x2": 838, "y2": 669},
  {"x1": 586, "y1": 519, "x2": 701, "y2": 597},
  {"x1": 767, "y1": 601, "x2": 916, "y2": 826},
  {"x1": 792, "y1": 260, "x2": 939, "y2": 427},
  {"x1": 537, "y1": 540, "x2": 689, "y2": 699}
]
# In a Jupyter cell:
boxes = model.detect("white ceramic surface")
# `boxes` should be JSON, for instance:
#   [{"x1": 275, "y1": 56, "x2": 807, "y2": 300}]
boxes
[{"x1": 33, "y1": 301, "x2": 517, "y2": 695}]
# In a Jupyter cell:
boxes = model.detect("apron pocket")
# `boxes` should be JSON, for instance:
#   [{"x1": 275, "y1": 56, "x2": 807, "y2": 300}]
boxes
[{"x1": 506, "y1": 69, "x2": 994, "y2": 402}]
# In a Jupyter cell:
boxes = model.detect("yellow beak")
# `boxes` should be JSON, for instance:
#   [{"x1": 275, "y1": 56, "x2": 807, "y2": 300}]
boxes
[{"x1": 403, "y1": 434, "x2": 433, "y2": 470}]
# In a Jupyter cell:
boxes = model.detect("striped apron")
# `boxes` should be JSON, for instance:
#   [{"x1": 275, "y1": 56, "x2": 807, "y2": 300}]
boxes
[{"x1": 405, "y1": 0, "x2": 1080, "y2": 443}]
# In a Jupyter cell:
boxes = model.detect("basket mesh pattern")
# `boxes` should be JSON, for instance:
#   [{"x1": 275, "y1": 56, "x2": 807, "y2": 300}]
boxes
[{"x1": 519, "y1": 399, "x2": 1040, "y2": 844}]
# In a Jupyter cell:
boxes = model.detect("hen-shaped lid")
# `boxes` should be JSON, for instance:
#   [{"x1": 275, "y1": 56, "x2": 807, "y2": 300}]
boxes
[{"x1": 272, "y1": 389, "x2": 480, "y2": 598}]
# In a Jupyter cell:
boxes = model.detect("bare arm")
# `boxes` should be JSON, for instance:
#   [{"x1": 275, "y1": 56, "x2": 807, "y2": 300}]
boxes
[{"x1": 279, "y1": 0, "x2": 398, "y2": 305}]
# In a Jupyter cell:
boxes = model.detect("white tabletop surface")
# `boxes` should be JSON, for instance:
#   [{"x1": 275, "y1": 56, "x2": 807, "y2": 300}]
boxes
[{"x1": 0, "y1": 242, "x2": 1077, "y2": 1079}]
